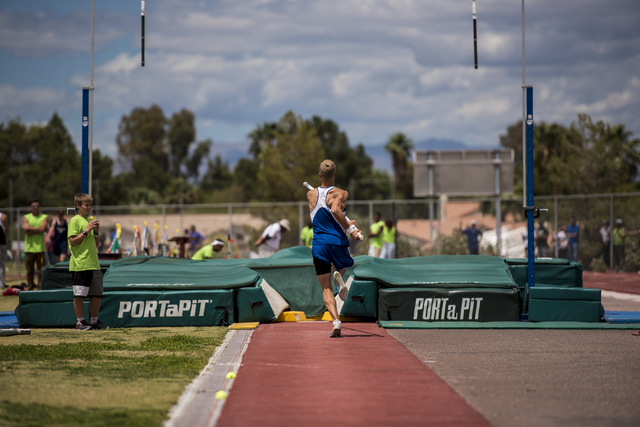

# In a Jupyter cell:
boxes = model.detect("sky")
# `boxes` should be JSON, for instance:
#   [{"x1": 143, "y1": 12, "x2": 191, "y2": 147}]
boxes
[{"x1": 1, "y1": 0, "x2": 639, "y2": 173}]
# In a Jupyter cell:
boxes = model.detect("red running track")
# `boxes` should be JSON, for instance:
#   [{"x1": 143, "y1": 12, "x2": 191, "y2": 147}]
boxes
[
  {"x1": 583, "y1": 272, "x2": 640, "y2": 295},
  {"x1": 216, "y1": 322, "x2": 490, "y2": 427}
]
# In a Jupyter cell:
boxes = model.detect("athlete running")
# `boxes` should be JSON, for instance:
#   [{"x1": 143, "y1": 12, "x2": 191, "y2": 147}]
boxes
[{"x1": 307, "y1": 159, "x2": 363, "y2": 337}]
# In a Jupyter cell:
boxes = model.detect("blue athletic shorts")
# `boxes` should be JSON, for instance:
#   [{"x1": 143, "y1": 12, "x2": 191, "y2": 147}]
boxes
[{"x1": 312, "y1": 244, "x2": 354, "y2": 272}]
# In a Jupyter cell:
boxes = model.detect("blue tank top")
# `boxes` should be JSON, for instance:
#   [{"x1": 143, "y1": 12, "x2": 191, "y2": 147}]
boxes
[
  {"x1": 310, "y1": 186, "x2": 349, "y2": 247},
  {"x1": 53, "y1": 219, "x2": 68, "y2": 245}
]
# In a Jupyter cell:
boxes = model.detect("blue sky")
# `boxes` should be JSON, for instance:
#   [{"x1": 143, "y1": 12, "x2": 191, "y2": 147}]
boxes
[{"x1": 1, "y1": 0, "x2": 639, "y2": 172}]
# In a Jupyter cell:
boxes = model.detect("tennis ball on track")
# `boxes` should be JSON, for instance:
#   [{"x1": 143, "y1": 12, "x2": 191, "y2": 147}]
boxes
[
  {"x1": 215, "y1": 390, "x2": 228, "y2": 399},
  {"x1": 226, "y1": 372, "x2": 237, "y2": 379}
]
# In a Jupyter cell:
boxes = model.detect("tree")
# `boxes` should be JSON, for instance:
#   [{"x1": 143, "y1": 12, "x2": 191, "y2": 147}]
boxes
[
  {"x1": 200, "y1": 155, "x2": 234, "y2": 192},
  {"x1": 248, "y1": 122, "x2": 278, "y2": 159},
  {"x1": 385, "y1": 132, "x2": 414, "y2": 199},
  {"x1": 116, "y1": 104, "x2": 168, "y2": 172},
  {"x1": 499, "y1": 114, "x2": 640, "y2": 195},
  {"x1": 257, "y1": 113, "x2": 325, "y2": 201},
  {"x1": 167, "y1": 109, "x2": 196, "y2": 178}
]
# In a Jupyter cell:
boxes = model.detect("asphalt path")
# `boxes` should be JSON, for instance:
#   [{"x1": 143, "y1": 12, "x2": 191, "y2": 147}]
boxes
[{"x1": 389, "y1": 286, "x2": 640, "y2": 427}]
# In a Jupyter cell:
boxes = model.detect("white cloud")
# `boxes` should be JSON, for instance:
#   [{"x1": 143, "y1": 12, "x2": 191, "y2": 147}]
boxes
[
  {"x1": 1, "y1": 0, "x2": 639, "y2": 170},
  {"x1": 0, "y1": 84, "x2": 66, "y2": 109}
]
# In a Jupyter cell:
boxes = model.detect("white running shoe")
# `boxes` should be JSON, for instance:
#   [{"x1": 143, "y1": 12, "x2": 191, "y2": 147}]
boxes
[
  {"x1": 329, "y1": 319, "x2": 342, "y2": 338},
  {"x1": 334, "y1": 271, "x2": 348, "y2": 301}
]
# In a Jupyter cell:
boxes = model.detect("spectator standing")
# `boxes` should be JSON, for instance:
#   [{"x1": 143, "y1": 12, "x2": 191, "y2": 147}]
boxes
[
  {"x1": 255, "y1": 219, "x2": 291, "y2": 258},
  {"x1": 554, "y1": 225, "x2": 569, "y2": 259},
  {"x1": 380, "y1": 218, "x2": 397, "y2": 259},
  {"x1": 0, "y1": 212, "x2": 7, "y2": 289},
  {"x1": 187, "y1": 225, "x2": 205, "y2": 257},
  {"x1": 462, "y1": 220, "x2": 483, "y2": 255},
  {"x1": 300, "y1": 219, "x2": 314, "y2": 248},
  {"x1": 68, "y1": 193, "x2": 108, "y2": 330},
  {"x1": 599, "y1": 220, "x2": 611, "y2": 270},
  {"x1": 566, "y1": 216, "x2": 580, "y2": 263},
  {"x1": 535, "y1": 221, "x2": 550, "y2": 257},
  {"x1": 612, "y1": 219, "x2": 626, "y2": 272},
  {"x1": 367, "y1": 212, "x2": 385, "y2": 257},
  {"x1": 23, "y1": 200, "x2": 51, "y2": 290}
]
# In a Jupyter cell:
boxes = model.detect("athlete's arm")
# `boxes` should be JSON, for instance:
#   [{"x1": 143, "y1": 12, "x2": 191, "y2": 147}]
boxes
[{"x1": 328, "y1": 189, "x2": 361, "y2": 240}]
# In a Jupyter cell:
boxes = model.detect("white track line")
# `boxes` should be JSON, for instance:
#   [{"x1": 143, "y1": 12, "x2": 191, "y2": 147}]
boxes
[{"x1": 601, "y1": 290, "x2": 640, "y2": 303}]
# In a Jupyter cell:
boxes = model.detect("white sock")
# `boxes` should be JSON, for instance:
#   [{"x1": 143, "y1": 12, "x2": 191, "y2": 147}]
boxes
[
  {"x1": 91, "y1": 317, "x2": 98, "y2": 324},
  {"x1": 77, "y1": 317, "x2": 84, "y2": 323}
]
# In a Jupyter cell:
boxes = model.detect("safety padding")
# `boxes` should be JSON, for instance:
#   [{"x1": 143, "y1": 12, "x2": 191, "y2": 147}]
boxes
[
  {"x1": 41, "y1": 261, "x2": 114, "y2": 290},
  {"x1": 378, "y1": 287, "x2": 521, "y2": 322},
  {"x1": 529, "y1": 287, "x2": 600, "y2": 301},
  {"x1": 17, "y1": 289, "x2": 234, "y2": 328},
  {"x1": 528, "y1": 287, "x2": 601, "y2": 323},
  {"x1": 506, "y1": 258, "x2": 583, "y2": 289},
  {"x1": 339, "y1": 279, "x2": 378, "y2": 318},
  {"x1": 19, "y1": 288, "x2": 73, "y2": 304},
  {"x1": 236, "y1": 286, "x2": 276, "y2": 323}
]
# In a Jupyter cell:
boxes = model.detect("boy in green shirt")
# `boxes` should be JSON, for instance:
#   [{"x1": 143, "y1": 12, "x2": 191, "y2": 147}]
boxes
[
  {"x1": 68, "y1": 193, "x2": 108, "y2": 330},
  {"x1": 367, "y1": 212, "x2": 384, "y2": 257}
]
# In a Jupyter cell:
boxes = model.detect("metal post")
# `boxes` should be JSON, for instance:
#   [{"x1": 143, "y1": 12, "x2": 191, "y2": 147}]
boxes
[
  {"x1": 9, "y1": 179, "x2": 13, "y2": 271},
  {"x1": 554, "y1": 196, "x2": 558, "y2": 258},
  {"x1": 81, "y1": 88, "x2": 90, "y2": 194},
  {"x1": 162, "y1": 205, "x2": 166, "y2": 229},
  {"x1": 17, "y1": 208, "x2": 21, "y2": 277},
  {"x1": 610, "y1": 194, "x2": 614, "y2": 272},
  {"x1": 472, "y1": 0, "x2": 478, "y2": 69},
  {"x1": 368, "y1": 201, "x2": 373, "y2": 231},
  {"x1": 428, "y1": 152, "x2": 434, "y2": 248},
  {"x1": 526, "y1": 86, "x2": 535, "y2": 288},
  {"x1": 494, "y1": 151, "x2": 502, "y2": 256},
  {"x1": 521, "y1": 0, "x2": 526, "y2": 210},
  {"x1": 228, "y1": 204, "x2": 233, "y2": 256},
  {"x1": 89, "y1": 0, "x2": 95, "y2": 196},
  {"x1": 437, "y1": 199, "x2": 441, "y2": 255},
  {"x1": 179, "y1": 179, "x2": 184, "y2": 234}
]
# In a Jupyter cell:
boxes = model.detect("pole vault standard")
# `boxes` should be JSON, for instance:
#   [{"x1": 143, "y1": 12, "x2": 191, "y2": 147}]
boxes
[
  {"x1": 141, "y1": 1, "x2": 145, "y2": 67},
  {"x1": 472, "y1": 0, "x2": 478, "y2": 69}
]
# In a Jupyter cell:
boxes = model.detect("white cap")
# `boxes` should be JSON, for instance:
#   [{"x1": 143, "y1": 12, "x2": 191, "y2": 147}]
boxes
[
  {"x1": 211, "y1": 239, "x2": 225, "y2": 247},
  {"x1": 470, "y1": 220, "x2": 477, "y2": 225},
  {"x1": 279, "y1": 219, "x2": 291, "y2": 231},
  {"x1": 616, "y1": 219, "x2": 623, "y2": 224}
]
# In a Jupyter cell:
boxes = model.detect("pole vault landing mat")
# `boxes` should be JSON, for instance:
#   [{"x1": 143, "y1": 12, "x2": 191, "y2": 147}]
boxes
[
  {"x1": 378, "y1": 320, "x2": 640, "y2": 329},
  {"x1": 215, "y1": 322, "x2": 490, "y2": 427}
]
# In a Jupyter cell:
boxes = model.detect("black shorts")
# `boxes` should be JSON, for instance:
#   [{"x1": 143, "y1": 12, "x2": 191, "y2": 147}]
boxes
[
  {"x1": 313, "y1": 256, "x2": 333, "y2": 276},
  {"x1": 72, "y1": 270, "x2": 104, "y2": 297}
]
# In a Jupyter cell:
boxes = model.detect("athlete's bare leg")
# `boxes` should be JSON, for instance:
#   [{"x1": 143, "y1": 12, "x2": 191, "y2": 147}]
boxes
[{"x1": 318, "y1": 272, "x2": 339, "y2": 321}]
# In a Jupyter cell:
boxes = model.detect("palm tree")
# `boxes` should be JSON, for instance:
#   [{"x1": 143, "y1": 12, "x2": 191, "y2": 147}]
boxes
[{"x1": 385, "y1": 132, "x2": 414, "y2": 199}]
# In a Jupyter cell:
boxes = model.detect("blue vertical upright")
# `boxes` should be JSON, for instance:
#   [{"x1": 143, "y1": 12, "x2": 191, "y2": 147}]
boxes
[
  {"x1": 526, "y1": 86, "x2": 535, "y2": 288},
  {"x1": 81, "y1": 88, "x2": 90, "y2": 194}
]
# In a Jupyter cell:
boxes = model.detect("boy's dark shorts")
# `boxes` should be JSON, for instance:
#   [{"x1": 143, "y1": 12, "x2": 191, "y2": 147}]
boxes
[{"x1": 72, "y1": 269, "x2": 104, "y2": 298}]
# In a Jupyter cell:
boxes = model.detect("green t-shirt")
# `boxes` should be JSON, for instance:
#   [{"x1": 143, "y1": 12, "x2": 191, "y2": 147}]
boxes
[
  {"x1": 192, "y1": 245, "x2": 223, "y2": 260},
  {"x1": 370, "y1": 221, "x2": 385, "y2": 249},
  {"x1": 24, "y1": 213, "x2": 48, "y2": 253},
  {"x1": 68, "y1": 215, "x2": 100, "y2": 271},
  {"x1": 300, "y1": 226, "x2": 314, "y2": 248},
  {"x1": 612, "y1": 227, "x2": 625, "y2": 246},
  {"x1": 382, "y1": 226, "x2": 396, "y2": 244}
]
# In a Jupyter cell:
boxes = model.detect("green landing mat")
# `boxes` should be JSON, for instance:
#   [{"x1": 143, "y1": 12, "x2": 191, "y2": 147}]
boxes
[
  {"x1": 378, "y1": 320, "x2": 640, "y2": 329},
  {"x1": 355, "y1": 255, "x2": 517, "y2": 288}
]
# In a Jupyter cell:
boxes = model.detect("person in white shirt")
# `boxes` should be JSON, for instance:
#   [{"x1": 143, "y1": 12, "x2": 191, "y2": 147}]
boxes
[{"x1": 255, "y1": 219, "x2": 291, "y2": 258}]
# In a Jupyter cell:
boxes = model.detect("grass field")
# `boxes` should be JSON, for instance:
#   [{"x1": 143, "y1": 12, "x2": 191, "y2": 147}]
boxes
[{"x1": 0, "y1": 290, "x2": 228, "y2": 427}]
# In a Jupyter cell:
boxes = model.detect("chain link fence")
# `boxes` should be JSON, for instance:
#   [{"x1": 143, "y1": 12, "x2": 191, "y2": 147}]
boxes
[{"x1": 2, "y1": 192, "x2": 639, "y2": 278}]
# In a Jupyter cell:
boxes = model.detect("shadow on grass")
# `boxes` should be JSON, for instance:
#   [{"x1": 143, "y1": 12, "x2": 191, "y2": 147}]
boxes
[{"x1": 0, "y1": 400, "x2": 166, "y2": 427}]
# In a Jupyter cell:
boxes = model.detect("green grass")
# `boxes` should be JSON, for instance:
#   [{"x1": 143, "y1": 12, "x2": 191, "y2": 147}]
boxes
[{"x1": 0, "y1": 327, "x2": 228, "y2": 427}]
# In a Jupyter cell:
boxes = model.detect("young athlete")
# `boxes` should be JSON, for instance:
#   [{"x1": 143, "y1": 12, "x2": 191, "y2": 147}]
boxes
[
  {"x1": 68, "y1": 193, "x2": 108, "y2": 330},
  {"x1": 307, "y1": 159, "x2": 363, "y2": 337}
]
